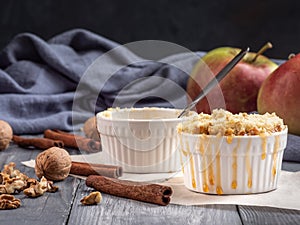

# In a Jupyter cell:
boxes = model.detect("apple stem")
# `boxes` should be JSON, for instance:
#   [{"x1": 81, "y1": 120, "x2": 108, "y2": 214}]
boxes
[
  {"x1": 288, "y1": 53, "x2": 295, "y2": 59},
  {"x1": 251, "y1": 42, "x2": 273, "y2": 62}
]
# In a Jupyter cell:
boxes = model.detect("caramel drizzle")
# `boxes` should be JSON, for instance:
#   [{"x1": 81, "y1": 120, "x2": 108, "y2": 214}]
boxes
[
  {"x1": 190, "y1": 155, "x2": 197, "y2": 189},
  {"x1": 215, "y1": 136, "x2": 223, "y2": 195},
  {"x1": 186, "y1": 140, "x2": 196, "y2": 189},
  {"x1": 260, "y1": 133, "x2": 267, "y2": 160},
  {"x1": 216, "y1": 151, "x2": 223, "y2": 195},
  {"x1": 179, "y1": 135, "x2": 185, "y2": 173},
  {"x1": 226, "y1": 136, "x2": 233, "y2": 144},
  {"x1": 179, "y1": 147, "x2": 184, "y2": 174},
  {"x1": 246, "y1": 139, "x2": 252, "y2": 188},
  {"x1": 272, "y1": 136, "x2": 280, "y2": 180},
  {"x1": 231, "y1": 139, "x2": 240, "y2": 189},
  {"x1": 180, "y1": 136, "x2": 188, "y2": 157},
  {"x1": 199, "y1": 136, "x2": 205, "y2": 155},
  {"x1": 199, "y1": 136, "x2": 209, "y2": 192},
  {"x1": 207, "y1": 144, "x2": 215, "y2": 186}
]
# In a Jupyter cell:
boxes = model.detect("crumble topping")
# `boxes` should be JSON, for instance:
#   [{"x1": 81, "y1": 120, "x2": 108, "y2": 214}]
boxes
[{"x1": 177, "y1": 109, "x2": 286, "y2": 136}]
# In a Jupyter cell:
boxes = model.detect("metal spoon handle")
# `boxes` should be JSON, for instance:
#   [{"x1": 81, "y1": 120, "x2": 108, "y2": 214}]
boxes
[{"x1": 178, "y1": 47, "x2": 250, "y2": 118}]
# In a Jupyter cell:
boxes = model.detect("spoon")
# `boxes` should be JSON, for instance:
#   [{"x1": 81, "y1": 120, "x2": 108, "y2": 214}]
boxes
[{"x1": 178, "y1": 47, "x2": 250, "y2": 118}]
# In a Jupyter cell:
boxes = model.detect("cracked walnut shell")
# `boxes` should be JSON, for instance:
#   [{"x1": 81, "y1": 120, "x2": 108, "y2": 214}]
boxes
[
  {"x1": 0, "y1": 120, "x2": 13, "y2": 151},
  {"x1": 35, "y1": 147, "x2": 72, "y2": 181}
]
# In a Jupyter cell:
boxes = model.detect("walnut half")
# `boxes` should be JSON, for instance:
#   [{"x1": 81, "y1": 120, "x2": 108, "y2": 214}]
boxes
[
  {"x1": 23, "y1": 176, "x2": 58, "y2": 198},
  {"x1": 80, "y1": 191, "x2": 102, "y2": 205},
  {"x1": 0, "y1": 194, "x2": 21, "y2": 210},
  {"x1": 0, "y1": 162, "x2": 28, "y2": 194}
]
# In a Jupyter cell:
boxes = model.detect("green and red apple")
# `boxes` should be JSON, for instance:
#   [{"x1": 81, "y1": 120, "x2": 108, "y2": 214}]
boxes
[
  {"x1": 258, "y1": 54, "x2": 300, "y2": 135},
  {"x1": 187, "y1": 43, "x2": 278, "y2": 113}
]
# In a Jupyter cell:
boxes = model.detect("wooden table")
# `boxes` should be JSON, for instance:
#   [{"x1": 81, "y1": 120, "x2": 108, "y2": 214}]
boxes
[{"x1": 1, "y1": 142, "x2": 300, "y2": 225}]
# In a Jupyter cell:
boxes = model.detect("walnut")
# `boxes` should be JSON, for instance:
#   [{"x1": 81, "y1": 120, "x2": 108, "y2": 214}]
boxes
[
  {"x1": 35, "y1": 147, "x2": 72, "y2": 181},
  {"x1": 80, "y1": 191, "x2": 102, "y2": 205},
  {"x1": 0, "y1": 120, "x2": 13, "y2": 151},
  {"x1": 0, "y1": 194, "x2": 21, "y2": 210},
  {"x1": 83, "y1": 116, "x2": 100, "y2": 141},
  {"x1": 24, "y1": 176, "x2": 58, "y2": 198}
]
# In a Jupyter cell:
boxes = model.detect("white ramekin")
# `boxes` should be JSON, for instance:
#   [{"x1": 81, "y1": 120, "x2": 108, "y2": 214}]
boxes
[
  {"x1": 97, "y1": 107, "x2": 196, "y2": 173},
  {"x1": 178, "y1": 129, "x2": 288, "y2": 194}
]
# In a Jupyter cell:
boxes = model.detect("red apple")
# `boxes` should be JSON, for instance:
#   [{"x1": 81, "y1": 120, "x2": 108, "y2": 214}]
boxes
[
  {"x1": 257, "y1": 54, "x2": 300, "y2": 135},
  {"x1": 187, "y1": 43, "x2": 278, "y2": 113}
]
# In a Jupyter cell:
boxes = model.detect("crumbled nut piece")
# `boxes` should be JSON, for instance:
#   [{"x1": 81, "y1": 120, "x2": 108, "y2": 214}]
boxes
[
  {"x1": 0, "y1": 194, "x2": 21, "y2": 210},
  {"x1": 2, "y1": 162, "x2": 28, "y2": 181},
  {"x1": 46, "y1": 181, "x2": 59, "y2": 193},
  {"x1": 39, "y1": 176, "x2": 59, "y2": 193},
  {"x1": 80, "y1": 191, "x2": 102, "y2": 205},
  {"x1": 0, "y1": 177, "x2": 27, "y2": 194},
  {"x1": 23, "y1": 176, "x2": 58, "y2": 198},
  {"x1": 0, "y1": 162, "x2": 29, "y2": 194},
  {"x1": 2, "y1": 162, "x2": 19, "y2": 177},
  {"x1": 0, "y1": 173, "x2": 9, "y2": 184},
  {"x1": 26, "y1": 178, "x2": 38, "y2": 186}
]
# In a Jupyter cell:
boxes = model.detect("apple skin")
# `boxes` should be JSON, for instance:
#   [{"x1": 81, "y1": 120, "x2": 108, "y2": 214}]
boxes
[
  {"x1": 257, "y1": 54, "x2": 300, "y2": 135},
  {"x1": 187, "y1": 47, "x2": 278, "y2": 114}
]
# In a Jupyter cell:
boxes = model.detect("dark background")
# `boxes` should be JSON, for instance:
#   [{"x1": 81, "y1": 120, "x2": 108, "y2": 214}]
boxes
[{"x1": 0, "y1": 0, "x2": 299, "y2": 59}]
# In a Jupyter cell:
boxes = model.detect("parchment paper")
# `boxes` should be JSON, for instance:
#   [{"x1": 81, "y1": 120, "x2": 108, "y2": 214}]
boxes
[{"x1": 164, "y1": 171, "x2": 300, "y2": 210}]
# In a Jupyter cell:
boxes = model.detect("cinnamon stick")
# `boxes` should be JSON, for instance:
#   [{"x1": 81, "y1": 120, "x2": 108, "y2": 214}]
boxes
[
  {"x1": 44, "y1": 129, "x2": 101, "y2": 153},
  {"x1": 86, "y1": 175, "x2": 173, "y2": 206},
  {"x1": 71, "y1": 162, "x2": 122, "y2": 178},
  {"x1": 13, "y1": 135, "x2": 64, "y2": 149}
]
